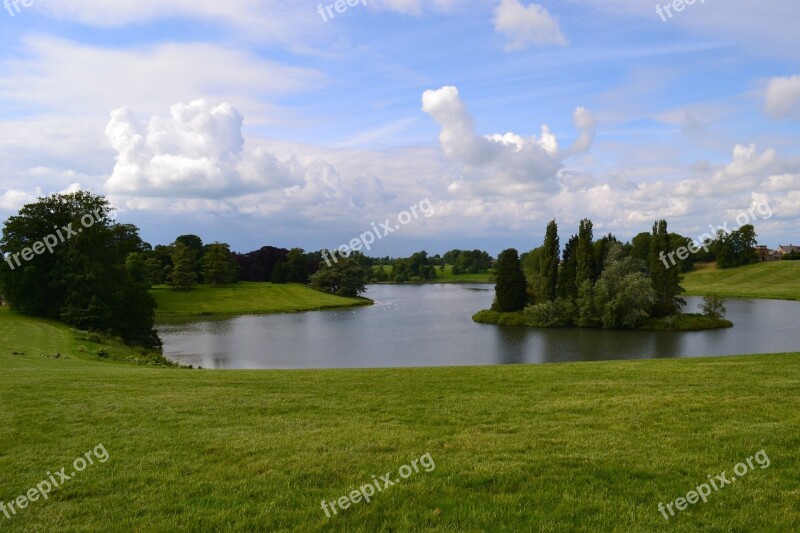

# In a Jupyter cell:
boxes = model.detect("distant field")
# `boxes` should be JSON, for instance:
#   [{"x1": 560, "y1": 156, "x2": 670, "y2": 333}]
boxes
[
  {"x1": 683, "y1": 261, "x2": 800, "y2": 300},
  {"x1": 151, "y1": 282, "x2": 372, "y2": 319},
  {"x1": 374, "y1": 264, "x2": 494, "y2": 283}
]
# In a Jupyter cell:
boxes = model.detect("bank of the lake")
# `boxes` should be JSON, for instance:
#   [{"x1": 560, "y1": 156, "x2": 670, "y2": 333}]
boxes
[
  {"x1": 1, "y1": 345, "x2": 798, "y2": 532},
  {"x1": 152, "y1": 282, "x2": 372, "y2": 319},
  {"x1": 683, "y1": 261, "x2": 800, "y2": 300},
  {"x1": 373, "y1": 264, "x2": 494, "y2": 284}
]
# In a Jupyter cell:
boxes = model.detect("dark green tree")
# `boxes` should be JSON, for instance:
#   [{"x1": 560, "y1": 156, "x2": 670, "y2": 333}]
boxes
[
  {"x1": 202, "y1": 242, "x2": 239, "y2": 286},
  {"x1": 557, "y1": 234, "x2": 579, "y2": 300},
  {"x1": 648, "y1": 220, "x2": 685, "y2": 316},
  {"x1": 493, "y1": 248, "x2": 528, "y2": 312},
  {"x1": 284, "y1": 248, "x2": 310, "y2": 283},
  {"x1": 0, "y1": 191, "x2": 159, "y2": 347},
  {"x1": 169, "y1": 243, "x2": 197, "y2": 291},
  {"x1": 309, "y1": 257, "x2": 367, "y2": 297},
  {"x1": 575, "y1": 219, "x2": 594, "y2": 287},
  {"x1": 540, "y1": 220, "x2": 560, "y2": 302},
  {"x1": 270, "y1": 261, "x2": 287, "y2": 284}
]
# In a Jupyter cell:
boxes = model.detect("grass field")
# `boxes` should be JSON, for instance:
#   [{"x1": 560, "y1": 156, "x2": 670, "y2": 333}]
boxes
[
  {"x1": 374, "y1": 264, "x2": 494, "y2": 284},
  {"x1": 1, "y1": 308, "x2": 799, "y2": 531},
  {"x1": 152, "y1": 282, "x2": 372, "y2": 319},
  {"x1": 683, "y1": 261, "x2": 800, "y2": 300}
]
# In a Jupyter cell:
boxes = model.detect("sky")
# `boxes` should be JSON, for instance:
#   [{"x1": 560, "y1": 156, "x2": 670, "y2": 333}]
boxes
[{"x1": 1, "y1": 0, "x2": 799, "y2": 257}]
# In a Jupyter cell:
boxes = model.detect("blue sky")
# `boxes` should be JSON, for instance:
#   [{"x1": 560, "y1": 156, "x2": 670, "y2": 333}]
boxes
[{"x1": 1, "y1": 0, "x2": 799, "y2": 256}]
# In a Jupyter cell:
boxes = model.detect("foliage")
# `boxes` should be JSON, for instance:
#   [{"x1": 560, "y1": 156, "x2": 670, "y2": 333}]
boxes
[
  {"x1": 309, "y1": 257, "x2": 367, "y2": 297},
  {"x1": 540, "y1": 220, "x2": 560, "y2": 302},
  {"x1": 201, "y1": 243, "x2": 240, "y2": 286},
  {"x1": 716, "y1": 224, "x2": 758, "y2": 268},
  {"x1": 700, "y1": 295, "x2": 727, "y2": 320},
  {"x1": 0, "y1": 192, "x2": 159, "y2": 347},
  {"x1": 523, "y1": 298, "x2": 575, "y2": 327},
  {"x1": 575, "y1": 218, "x2": 595, "y2": 287},
  {"x1": 169, "y1": 243, "x2": 197, "y2": 291},
  {"x1": 557, "y1": 234, "x2": 579, "y2": 300},
  {"x1": 648, "y1": 219, "x2": 685, "y2": 316},
  {"x1": 493, "y1": 248, "x2": 528, "y2": 312},
  {"x1": 270, "y1": 261, "x2": 287, "y2": 284}
]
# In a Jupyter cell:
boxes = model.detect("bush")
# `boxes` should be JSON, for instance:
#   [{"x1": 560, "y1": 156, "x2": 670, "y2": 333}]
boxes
[
  {"x1": 523, "y1": 299, "x2": 576, "y2": 327},
  {"x1": 701, "y1": 295, "x2": 727, "y2": 320}
]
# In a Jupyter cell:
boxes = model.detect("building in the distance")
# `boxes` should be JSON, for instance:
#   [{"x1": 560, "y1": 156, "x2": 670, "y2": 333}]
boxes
[{"x1": 776, "y1": 244, "x2": 800, "y2": 257}]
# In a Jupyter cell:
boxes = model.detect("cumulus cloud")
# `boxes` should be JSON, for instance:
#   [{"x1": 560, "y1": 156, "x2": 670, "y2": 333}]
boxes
[
  {"x1": 421, "y1": 85, "x2": 594, "y2": 196},
  {"x1": 105, "y1": 100, "x2": 307, "y2": 197},
  {"x1": 765, "y1": 75, "x2": 800, "y2": 120},
  {"x1": 492, "y1": 0, "x2": 567, "y2": 51}
]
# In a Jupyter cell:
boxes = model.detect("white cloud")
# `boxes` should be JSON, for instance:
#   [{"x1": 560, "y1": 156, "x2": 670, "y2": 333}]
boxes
[
  {"x1": 492, "y1": 0, "x2": 567, "y2": 51},
  {"x1": 765, "y1": 75, "x2": 800, "y2": 120},
  {"x1": 421, "y1": 85, "x2": 594, "y2": 196},
  {"x1": 105, "y1": 100, "x2": 304, "y2": 197}
]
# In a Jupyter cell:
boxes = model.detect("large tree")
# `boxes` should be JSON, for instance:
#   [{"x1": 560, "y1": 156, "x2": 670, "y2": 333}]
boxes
[
  {"x1": 309, "y1": 257, "x2": 367, "y2": 297},
  {"x1": 575, "y1": 218, "x2": 595, "y2": 287},
  {"x1": 557, "y1": 234, "x2": 579, "y2": 300},
  {"x1": 539, "y1": 220, "x2": 560, "y2": 302},
  {"x1": 202, "y1": 242, "x2": 239, "y2": 286},
  {"x1": 169, "y1": 243, "x2": 197, "y2": 291},
  {"x1": 648, "y1": 220, "x2": 685, "y2": 316},
  {"x1": 0, "y1": 192, "x2": 159, "y2": 347},
  {"x1": 493, "y1": 248, "x2": 527, "y2": 312}
]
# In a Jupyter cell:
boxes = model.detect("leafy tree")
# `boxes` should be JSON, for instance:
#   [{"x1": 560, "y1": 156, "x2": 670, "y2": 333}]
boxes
[
  {"x1": 521, "y1": 247, "x2": 544, "y2": 303},
  {"x1": 701, "y1": 295, "x2": 727, "y2": 320},
  {"x1": 284, "y1": 248, "x2": 310, "y2": 283},
  {"x1": 0, "y1": 191, "x2": 159, "y2": 347},
  {"x1": 202, "y1": 242, "x2": 239, "y2": 286},
  {"x1": 144, "y1": 257, "x2": 166, "y2": 285},
  {"x1": 169, "y1": 243, "x2": 197, "y2": 291},
  {"x1": 234, "y1": 246, "x2": 289, "y2": 281},
  {"x1": 629, "y1": 232, "x2": 651, "y2": 265},
  {"x1": 540, "y1": 220, "x2": 560, "y2": 302},
  {"x1": 309, "y1": 257, "x2": 367, "y2": 297},
  {"x1": 575, "y1": 218, "x2": 595, "y2": 287},
  {"x1": 649, "y1": 220, "x2": 685, "y2": 316},
  {"x1": 592, "y1": 243, "x2": 655, "y2": 328},
  {"x1": 557, "y1": 234, "x2": 579, "y2": 300},
  {"x1": 270, "y1": 261, "x2": 287, "y2": 284},
  {"x1": 125, "y1": 252, "x2": 150, "y2": 286},
  {"x1": 493, "y1": 248, "x2": 527, "y2": 312}
]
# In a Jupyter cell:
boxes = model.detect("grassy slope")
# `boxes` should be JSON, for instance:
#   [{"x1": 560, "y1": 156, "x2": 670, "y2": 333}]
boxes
[
  {"x1": 1, "y1": 310, "x2": 799, "y2": 531},
  {"x1": 152, "y1": 282, "x2": 372, "y2": 319},
  {"x1": 683, "y1": 261, "x2": 800, "y2": 300}
]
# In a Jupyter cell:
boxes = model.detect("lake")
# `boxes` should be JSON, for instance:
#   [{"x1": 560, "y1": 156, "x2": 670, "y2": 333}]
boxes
[{"x1": 157, "y1": 284, "x2": 800, "y2": 369}]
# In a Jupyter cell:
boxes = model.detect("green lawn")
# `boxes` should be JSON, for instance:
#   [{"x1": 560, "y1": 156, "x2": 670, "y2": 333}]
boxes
[
  {"x1": 152, "y1": 282, "x2": 372, "y2": 319},
  {"x1": 1, "y1": 309, "x2": 798, "y2": 531},
  {"x1": 683, "y1": 261, "x2": 800, "y2": 300}
]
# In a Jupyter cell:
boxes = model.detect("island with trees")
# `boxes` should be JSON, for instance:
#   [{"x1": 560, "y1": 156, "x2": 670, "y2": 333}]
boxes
[{"x1": 473, "y1": 219, "x2": 733, "y2": 331}]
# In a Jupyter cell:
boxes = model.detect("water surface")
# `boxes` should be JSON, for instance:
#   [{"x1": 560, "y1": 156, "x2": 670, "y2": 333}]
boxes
[{"x1": 157, "y1": 284, "x2": 800, "y2": 369}]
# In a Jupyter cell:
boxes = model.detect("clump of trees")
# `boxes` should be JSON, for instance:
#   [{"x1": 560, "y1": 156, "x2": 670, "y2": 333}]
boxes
[
  {"x1": 494, "y1": 218, "x2": 689, "y2": 329},
  {"x1": 309, "y1": 254, "x2": 367, "y2": 297},
  {"x1": 0, "y1": 192, "x2": 160, "y2": 347}
]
